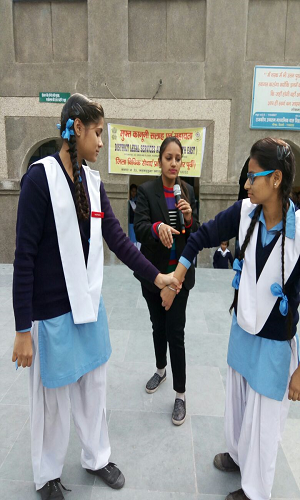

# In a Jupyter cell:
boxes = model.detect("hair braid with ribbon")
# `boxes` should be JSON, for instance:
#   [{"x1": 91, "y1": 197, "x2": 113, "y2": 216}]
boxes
[
  {"x1": 68, "y1": 133, "x2": 89, "y2": 220},
  {"x1": 279, "y1": 154, "x2": 294, "y2": 338},
  {"x1": 230, "y1": 204, "x2": 262, "y2": 313},
  {"x1": 57, "y1": 93, "x2": 104, "y2": 221}
]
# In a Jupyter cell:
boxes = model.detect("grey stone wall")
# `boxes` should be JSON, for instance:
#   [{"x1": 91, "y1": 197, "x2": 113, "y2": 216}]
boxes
[{"x1": 1, "y1": 0, "x2": 300, "y2": 266}]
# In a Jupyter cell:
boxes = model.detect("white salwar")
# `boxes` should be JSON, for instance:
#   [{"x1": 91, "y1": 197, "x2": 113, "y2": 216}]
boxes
[
  {"x1": 30, "y1": 322, "x2": 111, "y2": 490},
  {"x1": 29, "y1": 158, "x2": 110, "y2": 490},
  {"x1": 225, "y1": 337, "x2": 297, "y2": 500},
  {"x1": 224, "y1": 199, "x2": 300, "y2": 500}
]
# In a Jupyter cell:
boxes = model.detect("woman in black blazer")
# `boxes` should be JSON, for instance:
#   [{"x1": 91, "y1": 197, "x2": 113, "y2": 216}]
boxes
[{"x1": 134, "y1": 137, "x2": 199, "y2": 425}]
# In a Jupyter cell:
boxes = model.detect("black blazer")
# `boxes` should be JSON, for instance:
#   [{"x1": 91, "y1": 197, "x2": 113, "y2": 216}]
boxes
[{"x1": 134, "y1": 176, "x2": 199, "y2": 293}]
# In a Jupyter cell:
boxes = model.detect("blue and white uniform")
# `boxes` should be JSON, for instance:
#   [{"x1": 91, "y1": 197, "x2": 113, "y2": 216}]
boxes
[
  {"x1": 13, "y1": 154, "x2": 160, "y2": 490},
  {"x1": 179, "y1": 198, "x2": 300, "y2": 500}
]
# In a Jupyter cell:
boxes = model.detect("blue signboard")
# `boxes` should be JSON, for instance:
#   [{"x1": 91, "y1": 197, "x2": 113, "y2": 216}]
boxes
[{"x1": 250, "y1": 66, "x2": 300, "y2": 131}]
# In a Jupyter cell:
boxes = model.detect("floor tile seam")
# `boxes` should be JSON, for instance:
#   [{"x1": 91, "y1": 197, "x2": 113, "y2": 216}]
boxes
[
  {"x1": 0, "y1": 340, "x2": 14, "y2": 356},
  {"x1": 0, "y1": 414, "x2": 30, "y2": 473},
  {"x1": 185, "y1": 331, "x2": 231, "y2": 336},
  {"x1": 0, "y1": 479, "x2": 94, "y2": 489},
  {"x1": 189, "y1": 412, "x2": 199, "y2": 495},
  {"x1": 0, "y1": 478, "x2": 36, "y2": 484},
  {"x1": 109, "y1": 361, "x2": 157, "y2": 366},
  {"x1": 107, "y1": 408, "x2": 173, "y2": 414},
  {"x1": 91, "y1": 484, "x2": 198, "y2": 494},
  {"x1": 106, "y1": 408, "x2": 224, "y2": 417},
  {"x1": 0, "y1": 366, "x2": 25, "y2": 404},
  {"x1": 218, "y1": 367, "x2": 226, "y2": 397},
  {"x1": 280, "y1": 440, "x2": 300, "y2": 492},
  {"x1": 0, "y1": 402, "x2": 29, "y2": 407},
  {"x1": 106, "y1": 307, "x2": 113, "y2": 322},
  {"x1": 107, "y1": 409, "x2": 112, "y2": 426},
  {"x1": 0, "y1": 301, "x2": 12, "y2": 311},
  {"x1": 122, "y1": 324, "x2": 132, "y2": 365}
]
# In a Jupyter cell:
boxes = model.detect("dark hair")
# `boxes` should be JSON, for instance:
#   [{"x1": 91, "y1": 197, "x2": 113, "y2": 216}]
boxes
[
  {"x1": 58, "y1": 93, "x2": 105, "y2": 220},
  {"x1": 230, "y1": 138, "x2": 295, "y2": 339},
  {"x1": 159, "y1": 136, "x2": 189, "y2": 202},
  {"x1": 221, "y1": 241, "x2": 229, "y2": 247},
  {"x1": 130, "y1": 183, "x2": 137, "y2": 190}
]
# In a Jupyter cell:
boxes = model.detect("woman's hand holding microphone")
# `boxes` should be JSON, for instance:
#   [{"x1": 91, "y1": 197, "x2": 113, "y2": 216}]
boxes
[{"x1": 176, "y1": 199, "x2": 193, "y2": 224}]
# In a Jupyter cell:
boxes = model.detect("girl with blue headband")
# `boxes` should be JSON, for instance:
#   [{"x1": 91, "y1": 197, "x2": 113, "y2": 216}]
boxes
[
  {"x1": 11, "y1": 93, "x2": 179, "y2": 500},
  {"x1": 161, "y1": 137, "x2": 300, "y2": 500}
]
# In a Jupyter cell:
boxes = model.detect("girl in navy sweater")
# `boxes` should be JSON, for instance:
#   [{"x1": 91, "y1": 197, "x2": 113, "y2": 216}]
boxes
[
  {"x1": 12, "y1": 93, "x2": 178, "y2": 500},
  {"x1": 161, "y1": 138, "x2": 300, "y2": 500},
  {"x1": 213, "y1": 241, "x2": 234, "y2": 269}
]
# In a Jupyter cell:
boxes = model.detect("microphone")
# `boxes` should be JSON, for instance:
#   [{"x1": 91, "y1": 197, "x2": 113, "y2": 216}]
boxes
[{"x1": 173, "y1": 184, "x2": 185, "y2": 234}]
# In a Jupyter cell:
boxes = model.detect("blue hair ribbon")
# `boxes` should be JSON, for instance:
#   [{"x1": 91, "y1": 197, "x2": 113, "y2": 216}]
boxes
[
  {"x1": 56, "y1": 123, "x2": 61, "y2": 130},
  {"x1": 75, "y1": 162, "x2": 82, "y2": 183},
  {"x1": 61, "y1": 118, "x2": 75, "y2": 141},
  {"x1": 270, "y1": 283, "x2": 288, "y2": 316},
  {"x1": 232, "y1": 258, "x2": 244, "y2": 290}
]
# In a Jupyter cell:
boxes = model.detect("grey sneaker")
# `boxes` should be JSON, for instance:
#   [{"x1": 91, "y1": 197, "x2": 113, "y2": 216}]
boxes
[
  {"x1": 145, "y1": 370, "x2": 166, "y2": 393},
  {"x1": 225, "y1": 488, "x2": 249, "y2": 500},
  {"x1": 172, "y1": 398, "x2": 186, "y2": 425},
  {"x1": 214, "y1": 452, "x2": 240, "y2": 472},
  {"x1": 86, "y1": 462, "x2": 125, "y2": 489}
]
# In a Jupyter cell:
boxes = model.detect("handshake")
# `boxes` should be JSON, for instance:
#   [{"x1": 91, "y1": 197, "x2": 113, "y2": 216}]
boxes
[{"x1": 154, "y1": 272, "x2": 182, "y2": 311}]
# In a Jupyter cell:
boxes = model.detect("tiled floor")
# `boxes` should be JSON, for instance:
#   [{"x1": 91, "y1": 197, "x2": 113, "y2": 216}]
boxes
[{"x1": 0, "y1": 264, "x2": 300, "y2": 500}]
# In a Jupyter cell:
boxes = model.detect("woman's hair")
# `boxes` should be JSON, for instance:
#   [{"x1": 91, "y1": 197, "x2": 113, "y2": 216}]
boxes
[
  {"x1": 230, "y1": 138, "x2": 295, "y2": 339},
  {"x1": 159, "y1": 136, "x2": 189, "y2": 202},
  {"x1": 58, "y1": 93, "x2": 105, "y2": 220}
]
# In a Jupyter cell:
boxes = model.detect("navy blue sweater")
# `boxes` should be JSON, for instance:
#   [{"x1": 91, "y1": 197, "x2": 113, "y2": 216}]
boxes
[
  {"x1": 181, "y1": 200, "x2": 300, "y2": 341},
  {"x1": 13, "y1": 154, "x2": 159, "y2": 331}
]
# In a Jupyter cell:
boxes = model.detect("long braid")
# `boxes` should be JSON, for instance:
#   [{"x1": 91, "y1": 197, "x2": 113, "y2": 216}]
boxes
[
  {"x1": 281, "y1": 174, "x2": 293, "y2": 340},
  {"x1": 281, "y1": 194, "x2": 288, "y2": 294},
  {"x1": 229, "y1": 204, "x2": 262, "y2": 313},
  {"x1": 68, "y1": 135, "x2": 89, "y2": 221}
]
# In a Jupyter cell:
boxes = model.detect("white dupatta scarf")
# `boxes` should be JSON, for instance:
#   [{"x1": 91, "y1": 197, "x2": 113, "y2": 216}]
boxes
[
  {"x1": 40, "y1": 156, "x2": 103, "y2": 324},
  {"x1": 237, "y1": 198, "x2": 300, "y2": 335}
]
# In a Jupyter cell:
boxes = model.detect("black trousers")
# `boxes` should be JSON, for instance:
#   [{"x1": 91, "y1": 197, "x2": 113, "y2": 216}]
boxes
[{"x1": 142, "y1": 285, "x2": 189, "y2": 394}]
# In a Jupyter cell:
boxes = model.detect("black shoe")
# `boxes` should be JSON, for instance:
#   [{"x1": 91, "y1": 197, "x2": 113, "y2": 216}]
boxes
[
  {"x1": 214, "y1": 452, "x2": 240, "y2": 472},
  {"x1": 86, "y1": 462, "x2": 125, "y2": 489},
  {"x1": 225, "y1": 488, "x2": 249, "y2": 500},
  {"x1": 172, "y1": 397, "x2": 186, "y2": 425},
  {"x1": 145, "y1": 370, "x2": 166, "y2": 394},
  {"x1": 38, "y1": 479, "x2": 71, "y2": 500}
]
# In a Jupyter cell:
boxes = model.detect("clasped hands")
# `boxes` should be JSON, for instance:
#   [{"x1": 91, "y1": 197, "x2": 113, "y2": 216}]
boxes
[{"x1": 154, "y1": 272, "x2": 182, "y2": 311}]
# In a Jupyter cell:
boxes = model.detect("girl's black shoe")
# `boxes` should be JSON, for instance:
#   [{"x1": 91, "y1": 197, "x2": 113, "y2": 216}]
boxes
[
  {"x1": 86, "y1": 462, "x2": 125, "y2": 489},
  {"x1": 38, "y1": 478, "x2": 71, "y2": 500}
]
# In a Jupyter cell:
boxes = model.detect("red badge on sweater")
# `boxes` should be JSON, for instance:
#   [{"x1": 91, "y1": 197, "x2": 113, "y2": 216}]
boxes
[{"x1": 91, "y1": 211, "x2": 104, "y2": 218}]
